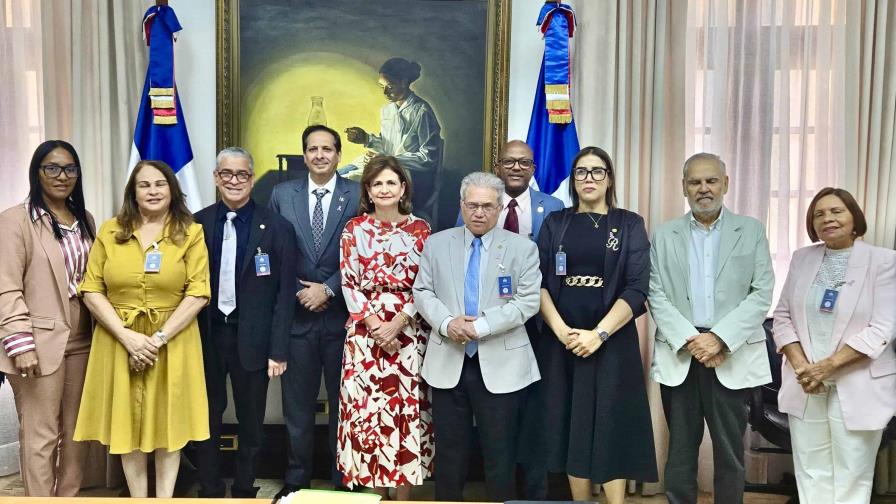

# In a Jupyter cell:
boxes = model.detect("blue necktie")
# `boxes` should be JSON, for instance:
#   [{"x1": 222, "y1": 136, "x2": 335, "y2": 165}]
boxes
[{"x1": 464, "y1": 237, "x2": 481, "y2": 357}]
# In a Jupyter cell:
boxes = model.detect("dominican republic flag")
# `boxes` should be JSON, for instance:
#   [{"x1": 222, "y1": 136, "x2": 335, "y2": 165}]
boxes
[
  {"x1": 128, "y1": 4, "x2": 202, "y2": 211},
  {"x1": 527, "y1": 1, "x2": 580, "y2": 207}
]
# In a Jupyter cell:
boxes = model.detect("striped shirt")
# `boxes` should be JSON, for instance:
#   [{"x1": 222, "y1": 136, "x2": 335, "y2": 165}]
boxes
[{"x1": 2, "y1": 204, "x2": 92, "y2": 358}]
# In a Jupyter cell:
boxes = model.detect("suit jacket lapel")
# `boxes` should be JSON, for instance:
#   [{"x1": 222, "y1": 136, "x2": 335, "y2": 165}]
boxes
[
  {"x1": 671, "y1": 215, "x2": 691, "y2": 296},
  {"x1": 602, "y1": 210, "x2": 622, "y2": 306},
  {"x1": 832, "y1": 242, "x2": 869, "y2": 347},
  {"x1": 316, "y1": 176, "x2": 350, "y2": 261},
  {"x1": 291, "y1": 178, "x2": 314, "y2": 257},
  {"x1": 483, "y1": 231, "x2": 509, "y2": 307},
  {"x1": 715, "y1": 211, "x2": 743, "y2": 280},
  {"x1": 450, "y1": 228, "x2": 466, "y2": 311},
  {"x1": 795, "y1": 245, "x2": 825, "y2": 359},
  {"x1": 35, "y1": 216, "x2": 70, "y2": 320},
  {"x1": 531, "y1": 193, "x2": 545, "y2": 240},
  {"x1": 200, "y1": 205, "x2": 217, "y2": 255},
  {"x1": 241, "y1": 209, "x2": 267, "y2": 277}
]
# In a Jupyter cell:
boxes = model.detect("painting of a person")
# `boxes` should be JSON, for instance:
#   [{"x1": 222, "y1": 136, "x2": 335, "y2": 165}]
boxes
[{"x1": 341, "y1": 57, "x2": 443, "y2": 224}]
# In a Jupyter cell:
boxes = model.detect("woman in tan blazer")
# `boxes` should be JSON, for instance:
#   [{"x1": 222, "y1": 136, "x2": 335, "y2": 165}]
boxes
[{"x1": 0, "y1": 140, "x2": 95, "y2": 496}]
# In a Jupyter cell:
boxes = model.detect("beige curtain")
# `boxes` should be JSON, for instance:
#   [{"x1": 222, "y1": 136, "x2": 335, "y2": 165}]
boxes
[
  {"x1": 0, "y1": 0, "x2": 146, "y2": 487},
  {"x1": 59, "y1": 0, "x2": 147, "y2": 221},
  {"x1": 1, "y1": 0, "x2": 144, "y2": 219},
  {"x1": 845, "y1": 1, "x2": 896, "y2": 248},
  {"x1": 569, "y1": 0, "x2": 689, "y2": 495},
  {"x1": 845, "y1": 1, "x2": 896, "y2": 495},
  {"x1": 0, "y1": 0, "x2": 46, "y2": 210}
]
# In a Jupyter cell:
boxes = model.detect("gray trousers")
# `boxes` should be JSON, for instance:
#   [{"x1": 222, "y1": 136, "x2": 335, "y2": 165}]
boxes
[{"x1": 660, "y1": 358, "x2": 749, "y2": 504}]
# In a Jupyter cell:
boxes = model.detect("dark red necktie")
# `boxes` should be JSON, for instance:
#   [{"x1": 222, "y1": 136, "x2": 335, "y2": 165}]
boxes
[{"x1": 504, "y1": 198, "x2": 520, "y2": 234}]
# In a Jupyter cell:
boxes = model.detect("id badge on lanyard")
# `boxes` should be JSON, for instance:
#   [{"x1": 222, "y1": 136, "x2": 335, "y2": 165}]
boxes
[
  {"x1": 144, "y1": 242, "x2": 162, "y2": 273},
  {"x1": 254, "y1": 247, "x2": 271, "y2": 276}
]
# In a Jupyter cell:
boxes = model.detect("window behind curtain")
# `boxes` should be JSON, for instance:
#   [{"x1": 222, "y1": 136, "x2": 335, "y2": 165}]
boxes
[
  {"x1": 0, "y1": 0, "x2": 43, "y2": 209},
  {"x1": 686, "y1": 0, "x2": 847, "y2": 302}
]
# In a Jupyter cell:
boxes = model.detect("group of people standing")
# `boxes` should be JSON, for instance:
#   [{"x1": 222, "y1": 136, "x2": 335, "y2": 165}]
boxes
[{"x1": 0, "y1": 127, "x2": 894, "y2": 504}]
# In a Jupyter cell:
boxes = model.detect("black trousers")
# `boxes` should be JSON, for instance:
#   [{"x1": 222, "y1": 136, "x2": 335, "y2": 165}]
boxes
[
  {"x1": 281, "y1": 324, "x2": 345, "y2": 487},
  {"x1": 195, "y1": 321, "x2": 270, "y2": 498},
  {"x1": 431, "y1": 355, "x2": 523, "y2": 502},
  {"x1": 661, "y1": 358, "x2": 749, "y2": 504}
]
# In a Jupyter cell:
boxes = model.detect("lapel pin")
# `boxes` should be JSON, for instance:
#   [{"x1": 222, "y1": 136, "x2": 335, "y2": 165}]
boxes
[
  {"x1": 537, "y1": 206, "x2": 544, "y2": 213},
  {"x1": 260, "y1": 224, "x2": 266, "y2": 230},
  {"x1": 612, "y1": 228, "x2": 618, "y2": 233},
  {"x1": 339, "y1": 196, "x2": 345, "y2": 202},
  {"x1": 337, "y1": 206, "x2": 343, "y2": 212}
]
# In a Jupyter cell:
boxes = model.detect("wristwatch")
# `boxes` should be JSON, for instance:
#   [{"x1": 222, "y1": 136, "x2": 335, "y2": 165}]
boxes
[
  {"x1": 153, "y1": 330, "x2": 168, "y2": 346},
  {"x1": 323, "y1": 284, "x2": 335, "y2": 298},
  {"x1": 597, "y1": 327, "x2": 610, "y2": 342}
]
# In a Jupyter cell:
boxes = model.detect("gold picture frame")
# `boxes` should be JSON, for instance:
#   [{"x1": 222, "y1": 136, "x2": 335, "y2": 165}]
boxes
[
  {"x1": 216, "y1": 0, "x2": 512, "y2": 227},
  {"x1": 216, "y1": 0, "x2": 510, "y2": 166}
]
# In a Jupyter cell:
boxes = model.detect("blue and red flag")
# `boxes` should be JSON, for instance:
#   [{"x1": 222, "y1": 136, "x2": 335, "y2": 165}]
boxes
[
  {"x1": 128, "y1": 4, "x2": 202, "y2": 210},
  {"x1": 527, "y1": 1, "x2": 580, "y2": 206}
]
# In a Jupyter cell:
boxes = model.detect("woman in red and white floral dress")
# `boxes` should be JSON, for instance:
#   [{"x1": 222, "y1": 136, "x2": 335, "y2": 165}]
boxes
[{"x1": 337, "y1": 155, "x2": 433, "y2": 500}]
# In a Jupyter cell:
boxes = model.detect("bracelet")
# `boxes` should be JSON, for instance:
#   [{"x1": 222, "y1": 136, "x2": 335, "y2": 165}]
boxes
[
  {"x1": 153, "y1": 330, "x2": 168, "y2": 346},
  {"x1": 398, "y1": 312, "x2": 412, "y2": 327}
]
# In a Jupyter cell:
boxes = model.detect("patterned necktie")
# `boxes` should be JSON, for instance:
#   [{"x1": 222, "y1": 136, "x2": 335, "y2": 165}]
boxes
[
  {"x1": 463, "y1": 237, "x2": 482, "y2": 357},
  {"x1": 218, "y1": 211, "x2": 237, "y2": 316},
  {"x1": 504, "y1": 198, "x2": 520, "y2": 234},
  {"x1": 311, "y1": 188, "x2": 329, "y2": 252}
]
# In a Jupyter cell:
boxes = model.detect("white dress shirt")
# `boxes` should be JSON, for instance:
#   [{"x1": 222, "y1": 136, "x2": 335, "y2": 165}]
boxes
[
  {"x1": 307, "y1": 173, "x2": 338, "y2": 228},
  {"x1": 498, "y1": 188, "x2": 533, "y2": 238},
  {"x1": 688, "y1": 209, "x2": 723, "y2": 328}
]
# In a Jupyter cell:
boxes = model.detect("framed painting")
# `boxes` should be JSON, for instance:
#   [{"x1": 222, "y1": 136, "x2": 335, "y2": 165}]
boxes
[{"x1": 216, "y1": 0, "x2": 511, "y2": 229}]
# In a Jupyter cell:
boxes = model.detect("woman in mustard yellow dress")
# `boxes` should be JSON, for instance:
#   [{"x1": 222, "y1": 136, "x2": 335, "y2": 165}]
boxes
[{"x1": 74, "y1": 160, "x2": 210, "y2": 498}]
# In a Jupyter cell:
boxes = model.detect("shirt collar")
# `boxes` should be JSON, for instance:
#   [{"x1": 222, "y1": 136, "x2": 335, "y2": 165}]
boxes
[
  {"x1": 464, "y1": 226, "x2": 496, "y2": 252},
  {"x1": 217, "y1": 199, "x2": 255, "y2": 222},
  {"x1": 28, "y1": 203, "x2": 79, "y2": 232},
  {"x1": 29, "y1": 203, "x2": 48, "y2": 223},
  {"x1": 504, "y1": 188, "x2": 531, "y2": 210},
  {"x1": 308, "y1": 173, "x2": 338, "y2": 195},
  {"x1": 689, "y1": 207, "x2": 725, "y2": 231}
]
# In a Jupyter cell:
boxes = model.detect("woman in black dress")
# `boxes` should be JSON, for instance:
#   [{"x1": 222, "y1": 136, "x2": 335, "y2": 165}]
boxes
[{"x1": 536, "y1": 146, "x2": 657, "y2": 502}]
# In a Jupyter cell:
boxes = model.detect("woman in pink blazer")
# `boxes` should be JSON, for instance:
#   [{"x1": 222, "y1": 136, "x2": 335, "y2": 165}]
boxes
[
  {"x1": 0, "y1": 141, "x2": 95, "y2": 496},
  {"x1": 773, "y1": 187, "x2": 896, "y2": 504}
]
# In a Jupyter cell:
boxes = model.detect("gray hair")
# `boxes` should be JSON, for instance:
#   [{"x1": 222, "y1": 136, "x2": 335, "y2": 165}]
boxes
[
  {"x1": 459, "y1": 171, "x2": 505, "y2": 203},
  {"x1": 683, "y1": 152, "x2": 726, "y2": 178},
  {"x1": 216, "y1": 146, "x2": 254, "y2": 171}
]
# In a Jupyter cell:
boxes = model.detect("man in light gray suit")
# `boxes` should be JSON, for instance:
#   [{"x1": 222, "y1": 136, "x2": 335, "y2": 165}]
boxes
[
  {"x1": 413, "y1": 172, "x2": 542, "y2": 502},
  {"x1": 648, "y1": 153, "x2": 774, "y2": 504}
]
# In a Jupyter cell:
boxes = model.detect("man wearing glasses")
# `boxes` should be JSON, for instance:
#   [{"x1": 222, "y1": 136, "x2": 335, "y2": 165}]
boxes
[
  {"x1": 193, "y1": 147, "x2": 297, "y2": 498},
  {"x1": 456, "y1": 140, "x2": 564, "y2": 499},
  {"x1": 458, "y1": 140, "x2": 564, "y2": 241},
  {"x1": 414, "y1": 172, "x2": 542, "y2": 502}
]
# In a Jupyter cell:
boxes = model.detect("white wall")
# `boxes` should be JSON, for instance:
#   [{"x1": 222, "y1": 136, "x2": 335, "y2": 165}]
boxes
[{"x1": 169, "y1": 0, "x2": 217, "y2": 207}]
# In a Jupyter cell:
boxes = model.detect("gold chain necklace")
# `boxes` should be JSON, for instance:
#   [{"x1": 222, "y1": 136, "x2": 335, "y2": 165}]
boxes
[{"x1": 584, "y1": 212, "x2": 605, "y2": 229}]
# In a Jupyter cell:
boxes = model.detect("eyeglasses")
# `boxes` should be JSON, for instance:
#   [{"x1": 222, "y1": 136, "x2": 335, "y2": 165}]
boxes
[
  {"x1": 40, "y1": 164, "x2": 80, "y2": 178},
  {"x1": 573, "y1": 167, "x2": 610, "y2": 181},
  {"x1": 498, "y1": 158, "x2": 535, "y2": 169},
  {"x1": 216, "y1": 170, "x2": 253, "y2": 183},
  {"x1": 463, "y1": 202, "x2": 501, "y2": 214}
]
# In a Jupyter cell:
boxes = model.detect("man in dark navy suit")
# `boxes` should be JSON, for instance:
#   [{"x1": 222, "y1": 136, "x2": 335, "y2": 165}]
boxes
[
  {"x1": 194, "y1": 147, "x2": 297, "y2": 498},
  {"x1": 268, "y1": 125, "x2": 361, "y2": 500}
]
